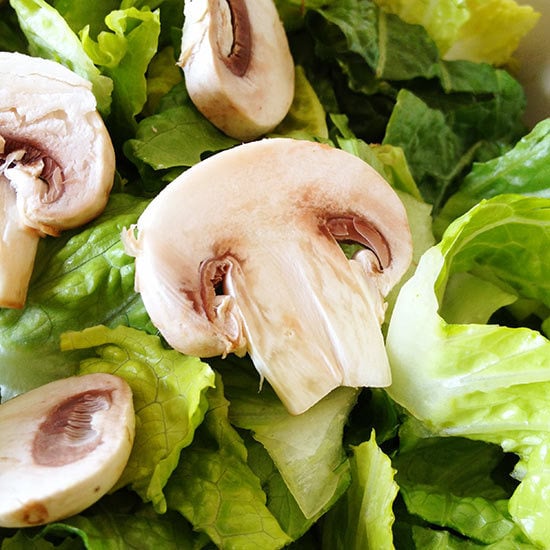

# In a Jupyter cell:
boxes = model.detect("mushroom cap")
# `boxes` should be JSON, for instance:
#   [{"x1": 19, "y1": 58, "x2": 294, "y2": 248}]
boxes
[
  {"x1": 0, "y1": 373, "x2": 134, "y2": 528},
  {"x1": 124, "y1": 138, "x2": 412, "y2": 413},
  {"x1": 0, "y1": 52, "x2": 115, "y2": 235},
  {"x1": 179, "y1": 0, "x2": 295, "y2": 141}
]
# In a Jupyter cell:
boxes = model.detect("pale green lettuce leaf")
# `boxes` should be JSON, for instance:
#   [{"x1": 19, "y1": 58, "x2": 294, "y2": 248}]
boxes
[
  {"x1": 164, "y1": 374, "x2": 292, "y2": 549},
  {"x1": 322, "y1": 431, "x2": 399, "y2": 549},
  {"x1": 212, "y1": 356, "x2": 356, "y2": 521},
  {"x1": 271, "y1": 66, "x2": 329, "y2": 140},
  {"x1": 373, "y1": 0, "x2": 469, "y2": 54},
  {"x1": 9, "y1": 0, "x2": 113, "y2": 113},
  {"x1": 444, "y1": 0, "x2": 540, "y2": 66},
  {"x1": 81, "y1": 7, "x2": 161, "y2": 142},
  {"x1": 386, "y1": 194, "x2": 550, "y2": 546},
  {"x1": 60, "y1": 325, "x2": 215, "y2": 514}
]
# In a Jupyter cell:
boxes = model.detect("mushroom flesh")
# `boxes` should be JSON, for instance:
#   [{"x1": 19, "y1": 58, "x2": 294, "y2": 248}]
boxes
[
  {"x1": 178, "y1": 0, "x2": 295, "y2": 141},
  {"x1": 0, "y1": 52, "x2": 116, "y2": 309},
  {"x1": 123, "y1": 138, "x2": 412, "y2": 415},
  {"x1": 0, "y1": 373, "x2": 135, "y2": 528}
]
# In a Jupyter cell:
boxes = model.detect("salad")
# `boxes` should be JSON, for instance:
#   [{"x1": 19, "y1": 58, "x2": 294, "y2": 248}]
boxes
[{"x1": 0, "y1": 0, "x2": 549, "y2": 548}]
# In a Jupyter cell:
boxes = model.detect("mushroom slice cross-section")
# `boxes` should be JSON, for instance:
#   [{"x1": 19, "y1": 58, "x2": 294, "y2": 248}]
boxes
[
  {"x1": 0, "y1": 52, "x2": 116, "y2": 309},
  {"x1": 123, "y1": 138, "x2": 412, "y2": 415},
  {"x1": 0, "y1": 373, "x2": 135, "y2": 528},
  {"x1": 178, "y1": 0, "x2": 295, "y2": 141}
]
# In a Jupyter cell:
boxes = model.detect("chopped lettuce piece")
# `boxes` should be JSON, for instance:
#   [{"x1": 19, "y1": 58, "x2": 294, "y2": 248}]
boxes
[
  {"x1": 322, "y1": 431, "x2": 399, "y2": 549},
  {"x1": 60, "y1": 325, "x2": 215, "y2": 513},
  {"x1": 165, "y1": 374, "x2": 292, "y2": 549},
  {"x1": 9, "y1": 0, "x2": 113, "y2": 113},
  {"x1": 124, "y1": 81, "x2": 238, "y2": 191},
  {"x1": 436, "y1": 118, "x2": 550, "y2": 235},
  {"x1": 394, "y1": 435, "x2": 532, "y2": 545},
  {"x1": 0, "y1": 193, "x2": 150, "y2": 402},
  {"x1": 271, "y1": 66, "x2": 329, "y2": 140},
  {"x1": 212, "y1": 356, "x2": 355, "y2": 520},
  {"x1": 80, "y1": 7, "x2": 161, "y2": 142},
  {"x1": 444, "y1": 0, "x2": 540, "y2": 66},
  {"x1": 386, "y1": 194, "x2": 550, "y2": 546},
  {"x1": 373, "y1": 0, "x2": 470, "y2": 54}
]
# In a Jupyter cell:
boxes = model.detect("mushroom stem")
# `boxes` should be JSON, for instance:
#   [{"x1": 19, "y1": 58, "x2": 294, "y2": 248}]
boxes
[{"x1": 0, "y1": 176, "x2": 39, "y2": 309}]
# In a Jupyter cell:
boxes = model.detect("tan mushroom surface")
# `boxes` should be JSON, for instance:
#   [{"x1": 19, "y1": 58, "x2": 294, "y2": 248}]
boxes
[
  {"x1": 124, "y1": 138, "x2": 412, "y2": 415},
  {"x1": 0, "y1": 373, "x2": 135, "y2": 528},
  {"x1": 0, "y1": 52, "x2": 115, "y2": 309},
  {"x1": 178, "y1": 0, "x2": 295, "y2": 141}
]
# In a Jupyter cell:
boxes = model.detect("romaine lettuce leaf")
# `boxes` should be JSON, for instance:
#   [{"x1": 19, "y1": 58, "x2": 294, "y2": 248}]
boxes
[
  {"x1": 0, "y1": 193, "x2": 151, "y2": 403},
  {"x1": 394, "y1": 435, "x2": 532, "y2": 545},
  {"x1": 9, "y1": 0, "x2": 113, "y2": 113},
  {"x1": 60, "y1": 325, "x2": 215, "y2": 514},
  {"x1": 435, "y1": 118, "x2": 550, "y2": 235},
  {"x1": 164, "y1": 374, "x2": 292, "y2": 549},
  {"x1": 444, "y1": 0, "x2": 540, "y2": 66},
  {"x1": 321, "y1": 431, "x2": 399, "y2": 549},
  {"x1": 373, "y1": 0, "x2": 470, "y2": 54},
  {"x1": 80, "y1": 7, "x2": 161, "y2": 143},
  {"x1": 386, "y1": 194, "x2": 550, "y2": 546},
  {"x1": 212, "y1": 356, "x2": 355, "y2": 521}
]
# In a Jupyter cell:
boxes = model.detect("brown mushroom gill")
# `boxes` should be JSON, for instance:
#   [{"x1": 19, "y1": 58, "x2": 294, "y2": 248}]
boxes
[
  {"x1": 218, "y1": 0, "x2": 251, "y2": 76},
  {"x1": 33, "y1": 390, "x2": 112, "y2": 467}
]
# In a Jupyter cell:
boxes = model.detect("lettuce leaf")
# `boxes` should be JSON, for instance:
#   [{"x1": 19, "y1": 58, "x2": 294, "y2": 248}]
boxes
[
  {"x1": 373, "y1": 0, "x2": 470, "y2": 54},
  {"x1": 0, "y1": 193, "x2": 150, "y2": 402},
  {"x1": 9, "y1": 0, "x2": 113, "y2": 113},
  {"x1": 444, "y1": 0, "x2": 540, "y2": 66},
  {"x1": 164, "y1": 374, "x2": 292, "y2": 549},
  {"x1": 435, "y1": 118, "x2": 550, "y2": 235},
  {"x1": 81, "y1": 7, "x2": 161, "y2": 143},
  {"x1": 212, "y1": 356, "x2": 356, "y2": 521},
  {"x1": 321, "y1": 431, "x2": 399, "y2": 549},
  {"x1": 60, "y1": 325, "x2": 215, "y2": 513},
  {"x1": 386, "y1": 194, "x2": 550, "y2": 546}
]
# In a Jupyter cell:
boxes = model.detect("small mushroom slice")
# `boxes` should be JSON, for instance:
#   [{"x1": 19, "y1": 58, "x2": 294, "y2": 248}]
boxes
[
  {"x1": 0, "y1": 52, "x2": 115, "y2": 309},
  {"x1": 124, "y1": 138, "x2": 412, "y2": 415},
  {"x1": 0, "y1": 373, "x2": 134, "y2": 528},
  {"x1": 178, "y1": 0, "x2": 295, "y2": 141}
]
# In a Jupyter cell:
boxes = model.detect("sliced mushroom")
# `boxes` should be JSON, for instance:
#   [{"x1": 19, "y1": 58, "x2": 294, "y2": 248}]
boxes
[
  {"x1": 178, "y1": 0, "x2": 295, "y2": 141},
  {"x1": 0, "y1": 373, "x2": 134, "y2": 527},
  {"x1": 0, "y1": 52, "x2": 115, "y2": 309},
  {"x1": 123, "y1": 138, "x2": 412, "y2": 414}
]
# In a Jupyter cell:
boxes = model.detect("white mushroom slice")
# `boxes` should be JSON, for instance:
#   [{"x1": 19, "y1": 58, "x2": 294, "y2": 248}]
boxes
[
  {"x1": 178, "y1": 0, "x2": 295, "y2": 141},
  {"x1": 0, "y1": 52, "x2": 115, "y2": 309},
  {"x1": 0, "y1": 373, "x2": 134, "y2": 528},
  {"x1": 123, "y1": 138, "x2": 412, "y2": 415}
]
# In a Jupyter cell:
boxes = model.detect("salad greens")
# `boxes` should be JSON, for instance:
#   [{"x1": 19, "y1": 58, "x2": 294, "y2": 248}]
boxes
[{"x1": 0, "y1": 0, "x2": 548, "y2": 548}]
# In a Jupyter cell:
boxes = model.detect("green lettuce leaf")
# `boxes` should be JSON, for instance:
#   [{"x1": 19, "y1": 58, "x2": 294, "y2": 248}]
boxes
[
  {"x1": 124, "y1": 81, "x2": 238, "y2": 193},
  {"x1": 52, "y1": 0, "x2": 119, "y2": 38},
  {"x1": 60, "y1": 325, "x2": 215, "y2": 513},
  {"x1": 164, "y1": 374, "x2": 292, "y2": 549},
  {"x1": 81, "y1": 6, "x2": 161, "y2": 143},
  {"x1": 212, "y1": 356, "x2": 355, "y2": 521},
  {"x1": 321, "y1": 431, "x2": 399, "y2": 549},
  {"x1": 435, "y1": 118, "x2": 550, "y2": 235},
  {"x1": 394, "y1": 435, "x2": 531, "y2": 545},
  {"x1": 386, "y1": 194, "x2": 550, "y2": 546},
  {"x1": 0, "y1": 194, "x2": 150, "y2": 402},
  {"x1": 0, "y1": 3, "x2": 27, "y2": 52},
  {"x1": 9, "y1": 0, "x2": 113, "y2": 113}
]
